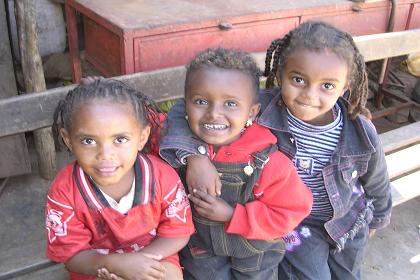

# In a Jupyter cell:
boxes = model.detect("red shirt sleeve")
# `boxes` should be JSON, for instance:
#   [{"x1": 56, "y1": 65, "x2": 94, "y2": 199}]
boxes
[
  {"x1": 225, "y1": 151, "x2": 313, "y2": 239},
  {"x1": 45, "y1": 165, "x2": 92, "y2": 263},
  {"x1": 149, "y1": 156, "x2": 195, "y2": 238}
]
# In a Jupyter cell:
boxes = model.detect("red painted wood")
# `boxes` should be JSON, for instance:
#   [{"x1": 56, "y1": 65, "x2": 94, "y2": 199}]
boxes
[
  {"x1": 65, "y1": 3, "x2": 82, "y2": 82},
  {"x1": 134, "y1": 17, "x2": 298, "y2": 72},
  {"x1": 84, "y1": 17, "x2": 121, "y2": 77},
  {"x1": 407, "y1": 3, "x2": 420, "y2": 29},
  {"x1": 66, "y1": 0, "x2": 420, "y2": 78}
]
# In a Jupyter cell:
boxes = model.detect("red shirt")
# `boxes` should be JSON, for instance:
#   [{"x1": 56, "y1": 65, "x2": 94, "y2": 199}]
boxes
[
  {"x1": 46, "y1": 153, "x2": 194, "y2": 279},
  {"x1": 207, "y1": 123, "x2": 313, "y2": 239}
]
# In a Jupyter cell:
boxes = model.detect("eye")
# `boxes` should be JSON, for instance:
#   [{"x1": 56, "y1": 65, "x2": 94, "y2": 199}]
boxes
[
  {"x1": 225, "y1": 100, "x2": 237, "y2": 107},
  {"x1": 81, "y1": 138, "x2": 96, "y2": 145},
  {"x1": 292, "y1": 76, "x2": 305, "y2": 85},
  {"x1": 322, "y1": 83, "x2": 335, "y2": 91},
  {"x1": 193, "y1": 99, "x2": 208, "y2": 105},
  {"x1": 115, "y1": 137, "x2": 128, "y2": 144}
]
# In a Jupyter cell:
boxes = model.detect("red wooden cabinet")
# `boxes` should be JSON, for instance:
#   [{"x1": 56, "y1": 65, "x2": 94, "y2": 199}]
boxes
[{"x1": 65, "y1": 0, "x2": 420, "y2": 82}]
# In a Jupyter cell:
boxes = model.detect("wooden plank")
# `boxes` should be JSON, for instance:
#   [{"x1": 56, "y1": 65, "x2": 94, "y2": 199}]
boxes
[
  {"x1": 353, "y1": 29, "x2": 420, "y2": 62},
  {"x1": 1, "y1": 29, "x2": 420, "y2": 139},
  {"x1": 379, "y1": 121, "x2": 420, "y2": 154},
  {"x1": 0, "y1": 67, "x2": 186, "y2": 138},
  {"x1": 391, "y1": 171, "x2": 420, "y2": 207},
  {"x1": 385, "y1": 144, "x2": 420, "y2": 180}
]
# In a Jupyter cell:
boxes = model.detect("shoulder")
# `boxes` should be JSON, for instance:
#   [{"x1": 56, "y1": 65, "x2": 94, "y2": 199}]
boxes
[
  {"x1": 258, "y1": 87, "x2": 280, "y2": 110},
  {"x1": 355, "y1": 114, "x2": 381, "y2": 146},
  {"x1": 141, "y1": 154, "x2": 181, "y2": 189},
  {"x1": 49, "y1": 162, "x2": 77, "y2": 193},
  {"x1": 145, "y1": 154, "x2": 179, "y2": 175},
  {"x1": 47, "y1": 162, "x2": 78, "y2": 208}
]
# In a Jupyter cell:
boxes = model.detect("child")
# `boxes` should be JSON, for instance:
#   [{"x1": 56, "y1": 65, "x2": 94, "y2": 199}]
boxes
[
  {"x1": 162, "y1": 48, "x2": 313, "y2": 279},
  {"x1": 159, "y1": 22, "x2": 392, "y2": 280},
  {"x1": 45, "y1": 79, "x2": 194, "y2": 280}
]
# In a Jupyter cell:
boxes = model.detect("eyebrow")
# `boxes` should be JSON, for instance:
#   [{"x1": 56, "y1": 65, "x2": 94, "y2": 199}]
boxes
[{"x1": 289, "y1": 70, "x2": 341, "y2": 82}]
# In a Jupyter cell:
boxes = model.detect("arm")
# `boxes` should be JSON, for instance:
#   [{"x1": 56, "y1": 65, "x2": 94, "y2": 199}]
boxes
[
  {"x1": 360, "y1": 121, "x2": 392, "y2": 230},
  {"x1": 159, "y1": 99, "x2": 208, "y2": 167},
  {"x1": 141, "y1": 236, "x2": 190, "y2": 259},
  {"x1": 225, "y1": 151, "x2": 313, "y2": 239},
  {"x1": 66, "y1": 250, "x2": 165, "y2": 280},
  {"x1": 160, "y1": 99, "x2": 222, "y2": 195}
]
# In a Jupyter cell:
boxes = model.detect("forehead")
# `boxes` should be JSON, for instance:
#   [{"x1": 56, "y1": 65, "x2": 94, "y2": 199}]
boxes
[
  {"x1": 284, "y1": 48, "x2": 348, "y2": 80},
  {"x1": 186, "y1": 67, "x2": 255, "y2": 98},
  {"x1": 70, "y1": 100, "x2": 139, "y2": 131}
]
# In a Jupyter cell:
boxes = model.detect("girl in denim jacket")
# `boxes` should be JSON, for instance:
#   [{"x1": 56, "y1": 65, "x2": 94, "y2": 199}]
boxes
[{"x1": 160, "y1": 21, "x2": 392, "y2": 280}]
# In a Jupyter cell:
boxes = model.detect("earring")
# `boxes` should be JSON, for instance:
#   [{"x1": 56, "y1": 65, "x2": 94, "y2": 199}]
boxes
[
  {"x1": 245, "y1": 119, "x2": 253, "y2": 128},
  {"x1": 185, "y1": 115, "x2": 188, "y2": 120}
]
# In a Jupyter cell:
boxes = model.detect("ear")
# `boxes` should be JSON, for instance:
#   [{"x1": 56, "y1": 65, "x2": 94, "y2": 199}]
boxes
[
  {"x1": 137, "y1": 125, "x2": 151, "y2": 151},
  {"x1": 249, "y1": 102, "x2": 261, "y2": 121},
  {"x1": 60, "y1": 128, "x2": 72, "y2": 152}
]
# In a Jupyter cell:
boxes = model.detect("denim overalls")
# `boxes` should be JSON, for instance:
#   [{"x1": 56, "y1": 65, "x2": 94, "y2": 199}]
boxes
[{"x1": 180, "y1": 145, "x2": 285, "y2": 280}]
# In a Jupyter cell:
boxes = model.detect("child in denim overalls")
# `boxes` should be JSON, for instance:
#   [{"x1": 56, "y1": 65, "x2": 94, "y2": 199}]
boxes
[
  {"x1": 160, "y1": 22, "x2": 392, "y2": 280},
  {"x1": 161, "y1": 48, "x2": 313, "y2": 279}
]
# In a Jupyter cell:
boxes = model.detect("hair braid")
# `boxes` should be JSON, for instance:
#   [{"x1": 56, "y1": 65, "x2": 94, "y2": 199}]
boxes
[
  {"x1": 264, "y1": 36, "x2": 290, "y2": 89},
  {"x1": 344, "y1": 33, "x2": 371, "y2": 119}
]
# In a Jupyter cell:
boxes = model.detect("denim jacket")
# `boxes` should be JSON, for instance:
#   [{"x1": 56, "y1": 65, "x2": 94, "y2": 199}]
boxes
[
  {"x1": 160, "y1": 88, "x2": 392, "y2": 250},
  {"x1": 257, "y1": 88, "x2": 392, "y2": 250}
]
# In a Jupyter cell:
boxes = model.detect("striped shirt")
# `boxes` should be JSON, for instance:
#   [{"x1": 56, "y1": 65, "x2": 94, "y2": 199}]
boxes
[{"x1": 287, "y1": 105, "x2": 343, "y2": 221}]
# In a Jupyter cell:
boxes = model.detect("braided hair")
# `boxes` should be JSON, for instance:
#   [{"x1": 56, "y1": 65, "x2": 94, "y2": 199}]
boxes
[
  {"x1": 186, "y1": 48, "x2": 261, "y2": 101},
  {"x1": 52, "y1": 79, "x2": 162, "y2": 150},
  {"x1": 264, "y1": 21, "x2": 370, "y2": 119}
]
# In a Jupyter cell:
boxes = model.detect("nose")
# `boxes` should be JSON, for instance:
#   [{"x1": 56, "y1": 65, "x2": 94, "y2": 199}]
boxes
[
  {"x1": 97, "y1": 143, "x2": 115, "y2": 160},
  {"x1": 302, "y1": 86, "x2": 318, "y2": 100},
  {"x1": 207, "y1": 104, "x2": 222, "y2": 119}
]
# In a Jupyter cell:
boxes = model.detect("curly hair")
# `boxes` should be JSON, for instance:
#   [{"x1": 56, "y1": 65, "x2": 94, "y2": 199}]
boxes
[
  {"x1": 264, "y1": 21, "x2": 370, "y2": 119},
  {"x1": 186, "y1": 48, "x2": 261, "y2": 99}
]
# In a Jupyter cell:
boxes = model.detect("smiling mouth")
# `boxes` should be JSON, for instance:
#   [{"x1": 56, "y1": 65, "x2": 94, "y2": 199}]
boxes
[
  {"x1": 203, "y1": 123, "x2": 228, "y2": 130},
  {"x1": 95, "y1": 166, "x2": 118, "y2": 176},
  {"x1": 297, "y1": 101, "x2": 318, "y2": 108}
]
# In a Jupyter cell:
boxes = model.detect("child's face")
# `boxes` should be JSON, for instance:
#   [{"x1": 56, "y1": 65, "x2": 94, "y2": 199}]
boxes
[
  {"x1": 185, "y1": 68, "x2": 260, "y2": 150},
  {"x1": 60, "y1": 100, "x2": 150, "y2": 190},
  {"x1": 278, "y1": 48, "x2": 349, "y2": 126}
]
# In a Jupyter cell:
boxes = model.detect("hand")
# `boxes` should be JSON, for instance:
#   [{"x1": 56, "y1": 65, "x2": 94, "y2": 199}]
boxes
[
  {"x1": 186, "y1": 155, "x2": 222, "y2": 196},
  {"x1": 188, "y1": 189, "x2": 234, "y2": 222},
  {"x1": 97, "y1": 267, "x2": 124, "y2": 280},
  {"x1": 368, "y1": 228, "x2": 377, "y2": 238},
  {"x1": 106, "y1": 252, "x2": 165, "y2": 280},
  {"x1": 80, "y1": 76, "x2": 105, "y2": 85}
]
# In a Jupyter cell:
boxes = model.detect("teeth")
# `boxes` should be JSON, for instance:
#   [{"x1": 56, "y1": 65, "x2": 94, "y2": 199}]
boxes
[{"x1": 203, "y1": 124, "x2": 227, "y2": 130}]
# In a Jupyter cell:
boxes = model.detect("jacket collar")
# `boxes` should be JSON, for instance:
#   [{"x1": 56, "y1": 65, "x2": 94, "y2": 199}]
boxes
[{"x1": 258, "y1": 88, "x2": 376, "y2": 157}]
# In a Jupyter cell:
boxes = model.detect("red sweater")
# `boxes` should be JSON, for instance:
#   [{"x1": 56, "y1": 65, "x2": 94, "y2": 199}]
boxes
[{"x1": 207, "y1": 123, "x2": 313, "y2": 240}]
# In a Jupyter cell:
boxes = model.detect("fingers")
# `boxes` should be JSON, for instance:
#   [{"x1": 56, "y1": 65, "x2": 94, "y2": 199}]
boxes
[
  {"x1": 148, "y1": 263, "x2": 166, "y2": 279},
  {"x1": 215, "y1": 178, "x2": 222, "y2": 196},
  {"x1": 189, "y1": 189, "x2": 215, "y2": 205}
]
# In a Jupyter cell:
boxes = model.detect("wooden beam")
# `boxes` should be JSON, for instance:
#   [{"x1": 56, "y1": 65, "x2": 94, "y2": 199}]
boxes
[
  {"x1": 0, "y1": 67, "x2": 186, "y2": 138},
  {"x1": 0, "y1": 29, "x2": 420, "y2": 139},
  {"x1": 379, "y1": 121, "x2": 420, "y2": 154}
]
